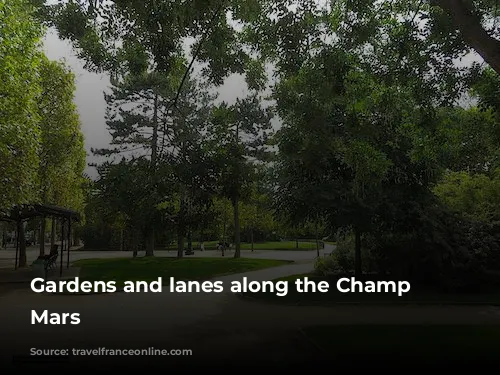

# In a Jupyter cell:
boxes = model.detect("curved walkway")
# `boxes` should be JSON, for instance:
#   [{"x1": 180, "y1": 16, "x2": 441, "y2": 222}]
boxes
[{"x1": 2, "y1": 243, "x2": 499, "y2": 362}]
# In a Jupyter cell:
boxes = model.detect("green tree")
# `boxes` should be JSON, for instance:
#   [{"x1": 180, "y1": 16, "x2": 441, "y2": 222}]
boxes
[
  {"x1": 273, "y1": 45, "x2": 444, "y2": 276},
  {"x1": 37, "y1": 56, "x2": 86, "y2": 255},
  {"x1": 88, "y1": 158, "x2": 174, "y2": 256},
  {"x1": 208, "y1": 95, "x2": 273, "y2": 258},
  {"x1": 95, "y1": 72, "x2": 173, "y2": 256},
  {"x1": 434, "y1": 169, "x2": 500, "y2": 222},
  {"x1": 0, "y1": 0, "x2": 43, "y2": 212},
  {"x1": 239, "y1": 187, "x2": 275, "y2": 251},
  {"x1": 212, "y1": 196, "x2": 233, "y2": 254},
  {"x1": 163, "y1": 78, "x2": 218, "y2": 258},
  {"x1": 432, "y1": 0, "x2": 500, "y2": 74},
  {"x1": 96, "y1": 69, "x2": 215, "y2": 257},
  {"x1": 435, "y1": 106, "x2": 499, "y2": 173}
]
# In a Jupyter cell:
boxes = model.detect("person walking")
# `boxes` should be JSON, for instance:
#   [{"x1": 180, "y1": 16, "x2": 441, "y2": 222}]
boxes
[{"x1": 218, "y1": 241, "x2": 225, "y2": 257}]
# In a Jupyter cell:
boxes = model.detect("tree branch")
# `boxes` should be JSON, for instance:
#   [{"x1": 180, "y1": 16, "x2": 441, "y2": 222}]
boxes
[
  {"x1": 432, "y1": 0, "x2": 500, "y2": 74},
  {"x1": 158, "y1": 1, "x2": 225, "y2": 158},
  {"x1": 166, "y1": 1, "x2": 225, "y2": 112}
]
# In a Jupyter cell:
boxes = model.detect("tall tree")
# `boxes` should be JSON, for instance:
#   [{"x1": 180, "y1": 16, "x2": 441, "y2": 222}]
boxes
[
  {"x1": 96, "y1": 70, "x2": 215, "y2": 257},
  {"x1": 0, "y1": 0, "x2": 43, "y2": 212},
  {"x1": 209, "y1": 94, "x2": 273, "y2": 258},
  {"x1": 43, "y1": 0, "x2": 264, "y2": 95},
  {"x1": 163, "y1": 78, "x2": 218, "y2": 258},
  {"x1": 37, "y1": 57, "x2": 86, "y2": 255},
  {"x1": 239, "y1": 185, "x2": 275, "y2": 251},
  {"x1": 95, "y1": 71, "x2": 173, "y2": 256},
  {"x1": 273, "y1": 47, "x2": 443, "y2": 276},
  {"x1": 432, "y1": 0, "x2": 500, "y2": 74}
]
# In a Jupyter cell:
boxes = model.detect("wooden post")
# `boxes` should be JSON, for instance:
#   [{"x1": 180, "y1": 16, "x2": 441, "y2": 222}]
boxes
[
  {"x1": 67, "y1": 218, "x2": 71, "y2": 268},
  {"x1": 60, "y1": 218, "x2": 64, "y2": 277},
  {"x1": 315, "y1": 219, "x2": 320, "y2": 258},
  {"x1": 39, "y1": 216, "x2": 46, "y2": 257},
  {"x1": 14, "y1": 221, "x2": 19, "y2": 270}
]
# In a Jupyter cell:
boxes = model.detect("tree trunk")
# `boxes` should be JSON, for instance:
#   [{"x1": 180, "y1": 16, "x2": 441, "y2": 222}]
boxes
[
  {"x1": 132, "y1": 229, "x2": 138, "y2": 258},
  {"x1": 200, "y1": 228, "x2": 204, "y2": 251},
  {"x1": 39, "y1": 218, "x2": 46, "y2": 257},
  {"x1": 222, "y1": 222, "x2": 226, "y2": 257},
  {"x1": 354, "y1": 228, "x2": 362, "y2": 277},
  {"x1": 18, "y1": 222, "x2": 27, "y2": 268},
  {"x1": 2, "y1": 224, "x2": 6, "y2": 249},
  {"x1": 187, "y1": 230, "x2": 192, "y2": 251},
  {"x1": 50, "y1": 217, "x2": 56, "y2": 250},
  {"x1": 73, "y1": 227, "x2": 79, "y2": 247},
  {"x1": 433, "y1": 0, "x2": 500, "y2": 75},
  {"x1": 233, "y1": 195, "x2": 241, "y2": 258},
  {"x1": 120, "y1": 228, "x2": 124, "y2": 251},
  {"x1": 177, "y1": 195, "x2": 186, "y2": 258},
  {"x1": 145, "y1": 93, "x2": 159, "y2": 257},
  {"x1": 145, "y1": 227, "x2": 155, "y2": 256},
  {"x1": 296, "y1": 239, "x2": 298, "y2": 249},
  {"x1": 250, "y1": 228, "x2": 254, "y2": 252},
  {"x1": 315, "y1": 221, "x2": 320, "y2": 258},
  {"x1": 177, "y1": 229, "x2": 184, "y2": 258}
]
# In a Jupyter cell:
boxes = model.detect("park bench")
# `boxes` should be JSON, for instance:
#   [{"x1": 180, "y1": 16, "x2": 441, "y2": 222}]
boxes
[
  {"x1": 42, "y1": 245, "x2": 59, "y2": 275},
  {"x1": 32, "y1": 245, "x2": 59, "y2": 278},
  {"x1": 184, "y1": 249, "x2": 194, "y2": 255},
  {"x1": 44, "y1": 251, "x2": 58, "y2": 271}
]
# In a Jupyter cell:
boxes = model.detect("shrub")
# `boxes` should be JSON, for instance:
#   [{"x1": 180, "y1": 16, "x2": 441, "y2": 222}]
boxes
[
  {"x1": 313, "y1": 232, "x2": 378, "y2": 275},
  {"x1": 314, "y1": 255, "x2": 340, "y2": 276},
  {"x1": 365, "y1": 203, "x2": 500, "y2": 291}
]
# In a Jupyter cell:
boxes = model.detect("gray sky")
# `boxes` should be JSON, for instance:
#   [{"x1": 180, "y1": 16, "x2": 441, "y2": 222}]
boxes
[
  {"x1": 43, "y1": 27, "x2": 481, "y2": 178},
  {"x1": 42, "y1": 30, "x2": 250, "y2": 177},
  {"x1": 43, "y1": 30, "x2": 110, "y2": 176}
]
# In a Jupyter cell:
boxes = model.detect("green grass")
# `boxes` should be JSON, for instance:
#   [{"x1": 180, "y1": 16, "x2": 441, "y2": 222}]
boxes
[
  {"x1": 243, "y1": 241, "x2": 320, "y2": 250},
  {"x1": 241, "y1": 273, "x2": 500, "y2": 305},
  {"x1": 303, "y1": 325, "x2": 500, "y2": 366},
  {"x1": 72, "y1": 257, "x2": 290, "y2": 288},
  {"x1": 165, "y1": 241, "x2": 322, "y2": 251},
  {"x1": 164, "y1": 241, "x2": 321, "y2": 250},
  {"x1": 165, "y1": 241, "x2": 219, "y2": 250}
]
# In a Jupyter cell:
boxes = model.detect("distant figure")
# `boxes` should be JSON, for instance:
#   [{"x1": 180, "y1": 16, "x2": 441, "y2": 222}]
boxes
[
  {"x1": 200, "y1": 242, "x2": 204, "y2": 251},
  {"x1": 218, "y1": 241, "x2": 225, "y2": 257}
]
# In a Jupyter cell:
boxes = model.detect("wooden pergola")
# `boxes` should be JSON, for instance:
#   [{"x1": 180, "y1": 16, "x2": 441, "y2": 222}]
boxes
[{"x1": 0, "y1": 204, "x2": 80, "y2": 276}]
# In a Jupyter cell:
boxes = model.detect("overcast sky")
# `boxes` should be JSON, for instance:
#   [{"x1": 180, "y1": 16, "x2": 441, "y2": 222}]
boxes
[
  {"x1": 42, "y1": 27, "x2": 480, "y2": 178},
  {"x1": 42, "y1": 30, "x2": 251, "y2": 177}
]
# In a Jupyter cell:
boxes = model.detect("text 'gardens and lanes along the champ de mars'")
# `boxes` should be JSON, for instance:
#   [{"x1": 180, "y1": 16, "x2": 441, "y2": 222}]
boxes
[{"x1": 29, "y1": 277, "x2": 411, "y2": 325}]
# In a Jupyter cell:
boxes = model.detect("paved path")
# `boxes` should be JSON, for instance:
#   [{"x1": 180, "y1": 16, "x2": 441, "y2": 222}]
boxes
[
  {"x1": 0, "y1": 244, "x2": 333, "y2": 269},
  {"x1": 2, "y1": 243, "x2": 498, "y2": 363},
  {"x1": 0, "y1": 244, "x2": 83, "y2": 269},
  {"x1": 2, "y1": 248, "x2": 500, "y2": 363},
  {"x1": 2, "y1": 282, "x2": 500, "y2": 362}
]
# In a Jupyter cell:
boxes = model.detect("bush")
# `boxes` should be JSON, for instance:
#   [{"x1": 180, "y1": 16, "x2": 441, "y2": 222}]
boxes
[
  {"x1": 316, "y1": 202, "x2": 500, "y2": 292},
  {"x1": 313, "y1": 232, "x2": 378, "y2": 275},
  {"x1": 314, "y1": 255, "x2": 340, "y2": 276},
  {"x1": 365, "y1": 203, "x2": 500, "y2": 292}
]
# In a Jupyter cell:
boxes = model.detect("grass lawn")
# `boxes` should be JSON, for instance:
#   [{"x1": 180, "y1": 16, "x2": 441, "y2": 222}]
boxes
[
  {"x1": 241, "y1": 273, "x2": 500, "y2": 305},
  {"x1": 72, "y1": 257, "x2": 290, "y2": 287},
  {"x1": 166, "y1": 240, "x2": 220, "y2": 250},
  {"x1": 166, "y1": 241, "x2": 322, "y2": 251},
  {"x1": 303, "y1": 325, "x2": 500, "y2": 366},
  {"x1": 242, "y1": 241, "x2": 320, "y2": 250}
]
